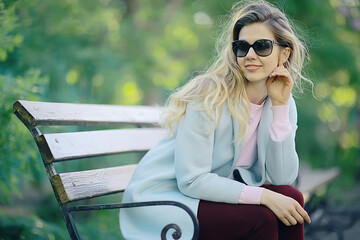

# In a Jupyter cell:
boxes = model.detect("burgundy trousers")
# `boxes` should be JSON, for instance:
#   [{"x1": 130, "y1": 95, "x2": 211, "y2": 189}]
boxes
[{"x1": 197, "y1": 185, "x2": 305, "y2": 240}]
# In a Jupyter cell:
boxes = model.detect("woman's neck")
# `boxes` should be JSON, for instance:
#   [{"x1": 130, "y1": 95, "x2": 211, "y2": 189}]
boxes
[{"x1": 245, "y1": 81, "x2": 268, "y2": 105}]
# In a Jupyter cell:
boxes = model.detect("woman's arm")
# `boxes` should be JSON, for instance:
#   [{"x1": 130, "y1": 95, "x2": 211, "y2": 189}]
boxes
[
  {"x1": 174, "y1": 104, "x2": 245, "y2": 204},
  {"x1": 269, "y1": 105, "x2": 292, "y2": 141},
  {"x1": 265, "y1": 96, "x2": 299, "y2": 185},
  {"x1": 263, "y1": 66, "x2": 311, "y2": 225},
  {"x1": 265, "y1": 62, "x2": 299, "y2": 184}
]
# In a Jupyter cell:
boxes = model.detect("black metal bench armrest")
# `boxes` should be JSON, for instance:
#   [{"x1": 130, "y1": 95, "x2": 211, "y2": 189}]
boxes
[{"x1": 66, "y1": 200, "x2": 199, "y2": 240}]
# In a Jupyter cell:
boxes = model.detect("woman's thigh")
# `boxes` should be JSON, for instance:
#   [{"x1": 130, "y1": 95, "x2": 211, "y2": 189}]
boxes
[
  {"x1": 197, "y1": 185, "x2": 304, "y2": 240},
  {"x1": 197, "y1": 200, "x2": 278, "y2": 240}
]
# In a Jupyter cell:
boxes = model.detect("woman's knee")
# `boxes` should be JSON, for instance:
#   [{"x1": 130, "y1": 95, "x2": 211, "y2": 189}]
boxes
[
  {"x1": 280, "y1": 185, "x2": 304, "y2": 206},
  {"x1": 287, "y1": 186, "x2": 304, "y2": 206},
  {"x1": 264, "y1": 185, "x2": 304, "y2": 206}
]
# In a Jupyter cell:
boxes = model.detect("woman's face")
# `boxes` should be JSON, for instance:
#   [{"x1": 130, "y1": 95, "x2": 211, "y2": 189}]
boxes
[{"x1": 236, "y1": 22, "x2": 282, "y2": 84}]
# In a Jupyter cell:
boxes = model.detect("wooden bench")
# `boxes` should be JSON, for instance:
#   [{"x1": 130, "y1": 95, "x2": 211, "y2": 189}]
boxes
[
  {"x1": 296, "y1": 163, "x2": 340, "y2": 204},
  {"x1": 13, "y1": 100, "x2": 340, "y2": 240},
  {"x1": 13, "y1": 100, "x2": 199, "y2": 240}
]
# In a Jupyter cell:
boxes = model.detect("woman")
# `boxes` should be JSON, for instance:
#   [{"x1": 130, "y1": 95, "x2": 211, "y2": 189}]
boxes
[{"x1": 120, "y1": 1, "x2": 312, "y2": 239}]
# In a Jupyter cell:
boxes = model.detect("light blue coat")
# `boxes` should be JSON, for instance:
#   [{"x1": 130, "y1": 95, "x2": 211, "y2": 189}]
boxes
[{"x1": 120, "y1": 97, "x2": 299, "y2": 239}]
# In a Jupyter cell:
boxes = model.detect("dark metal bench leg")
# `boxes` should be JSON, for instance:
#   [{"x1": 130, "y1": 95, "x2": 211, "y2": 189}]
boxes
[{"x1": 62, "y1": 206, "x2": 81, "y2": 240}]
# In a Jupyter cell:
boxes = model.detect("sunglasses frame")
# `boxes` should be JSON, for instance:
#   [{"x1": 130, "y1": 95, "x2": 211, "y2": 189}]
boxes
[{"x1": 232, "y1": 39, "x2": 286, "y2": 58}]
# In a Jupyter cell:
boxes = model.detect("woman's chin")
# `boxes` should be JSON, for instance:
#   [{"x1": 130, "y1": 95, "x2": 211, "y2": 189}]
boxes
[{"x1": 245, "y1": 75, "x2": 268, "y2": 84}]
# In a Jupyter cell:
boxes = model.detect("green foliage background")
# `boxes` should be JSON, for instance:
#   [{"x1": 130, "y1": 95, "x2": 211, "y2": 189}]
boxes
[{"x1": 0, "y1": 0, "x2": 359, "y2": 239}]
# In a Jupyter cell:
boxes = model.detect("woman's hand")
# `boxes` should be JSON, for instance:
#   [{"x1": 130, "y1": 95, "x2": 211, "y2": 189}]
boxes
[
  {"x1": 260, "y1": 189, "x2": 311, "y2": 226},
  {"x1": 266, "y1": 66, "x2": 293, "y2": 106}
]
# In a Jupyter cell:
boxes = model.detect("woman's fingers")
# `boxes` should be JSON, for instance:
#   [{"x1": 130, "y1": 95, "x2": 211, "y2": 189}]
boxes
[
  {"x1": 269, "y1": 69, "x2": 293, "y2": 86},
  {"x1": 279, "y1": 212, "x2": 298, "y2": 226},
  {"x1": 281, "y1": 218, "x2": 292, "y2": 226},
  {"x1": 285, "y1": 215, "x2": 298, "y2": 226},
  {"x1": 285, "y1": 203, "x2": 311, "y2": 226},
  {"x1": 290, "y1": 208, "x2": 304, "y2": 224},
  {"x1": 266, "y1": 66, "x2": 294, "y2": 105},
  {"x1": 269, "y1": 66, "x2": 292, "y2": 78},
  {"x1": 296, "y1": 204, "x2": 312, "y2": 224},
  {"x1": 280, "y1": 206, "x2": 302, "y2": 226}
]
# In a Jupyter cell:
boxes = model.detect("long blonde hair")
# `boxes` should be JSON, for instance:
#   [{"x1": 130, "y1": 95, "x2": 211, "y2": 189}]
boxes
[{"x1": 161, "y1": 0, "x2": 311, "y2": 140}]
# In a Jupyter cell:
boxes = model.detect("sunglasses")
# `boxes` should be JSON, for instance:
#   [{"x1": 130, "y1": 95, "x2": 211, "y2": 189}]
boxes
[{"x1": 232, "y1": 39, "x2": 286, "y2": 57}]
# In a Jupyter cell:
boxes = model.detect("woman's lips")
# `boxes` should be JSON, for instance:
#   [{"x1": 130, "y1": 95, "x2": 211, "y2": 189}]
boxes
[{"x1": 245, "y1": 65, "x2": 262, "y2": 71}]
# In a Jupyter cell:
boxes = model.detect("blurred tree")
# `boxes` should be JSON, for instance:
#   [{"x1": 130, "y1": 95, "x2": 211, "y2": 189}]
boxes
[
  {"x1": 13, "y1": 0, "x2": 217, "y2": 105},
  {"x1": 0, "y1": 0, "x2": 48, "y2": 203}
]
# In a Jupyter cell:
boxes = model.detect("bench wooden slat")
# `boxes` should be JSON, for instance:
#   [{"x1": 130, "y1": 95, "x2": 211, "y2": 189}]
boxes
[
  {"x1": 53, "y1": 162, "x2": 339, "y2": 205},
  {"x1": 39, "y1": 128, "x2": 167, "y2": 163},
  {"x1": 52, "y1": 164, "x2": 137, "y2": 203},
  {"x1": 297, "y1": 163, "x2": 340, "y2": 202},
  {"x1": 13, "y1": 100, "x2": 162, "y2": 127}
]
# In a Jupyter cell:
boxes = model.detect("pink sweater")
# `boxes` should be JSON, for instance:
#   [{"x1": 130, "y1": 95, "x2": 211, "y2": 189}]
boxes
[{"x1": 237, "y1": 102, "x2": 292, "y2": 204}]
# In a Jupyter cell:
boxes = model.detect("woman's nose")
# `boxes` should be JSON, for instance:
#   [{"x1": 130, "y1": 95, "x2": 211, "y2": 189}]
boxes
[{"x1": 246, "y1": 47, "x2": 257, "y2": 59}]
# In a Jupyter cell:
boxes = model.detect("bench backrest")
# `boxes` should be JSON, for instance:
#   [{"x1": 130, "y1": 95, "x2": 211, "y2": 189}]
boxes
[{"x1": 13, "y1": 100, "x2": 166, "y2": 204}]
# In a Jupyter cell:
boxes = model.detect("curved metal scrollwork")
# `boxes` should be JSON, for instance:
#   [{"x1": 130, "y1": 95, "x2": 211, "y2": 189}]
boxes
[
  {"x1": 161, "y1": 223, "x2": 182, "y2": 240},
  {"x1": 68, "y1": 200, "x2": 199, "y2": 240}
]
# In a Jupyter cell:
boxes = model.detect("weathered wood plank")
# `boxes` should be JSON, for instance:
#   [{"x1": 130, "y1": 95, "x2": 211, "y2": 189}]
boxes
[
  {"x1": 52, "y1": 162, "x2": 339, "y2": 204},
  {"x1": 297, "y1": 163, "x2": 340, "y2": 203},
  {"x1": 52, "y1": 164, "x2": 137, "y2": 203},
  {"x1": 40, "y1": 128, "x2": 167, "y2": 163},
  {"x1": 13, "y1": 100, "x2": 163, "y2": 127}
]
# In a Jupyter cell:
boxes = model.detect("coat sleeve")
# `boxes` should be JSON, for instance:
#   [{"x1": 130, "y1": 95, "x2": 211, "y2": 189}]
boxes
[
  {"x1": 174, "y1": 104, "x2": 244, "y2": 204},
  {"x1": 265, "y1": 97, "x2": 299, "y2": 185}
]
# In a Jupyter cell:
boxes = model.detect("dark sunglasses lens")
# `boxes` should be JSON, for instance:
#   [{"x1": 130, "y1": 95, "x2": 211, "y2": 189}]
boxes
[
  {"x1": 253, "y1": 40, "x2": 273, "y2": 56},
  {"x1": 233, "y1": 41, "x2": 250, "y2": 57}
]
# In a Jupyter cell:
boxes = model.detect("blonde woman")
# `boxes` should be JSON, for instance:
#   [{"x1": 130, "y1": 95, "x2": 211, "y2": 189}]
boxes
[{"x1": 120, "y1": 1, "x2": 312, "y2": 239}]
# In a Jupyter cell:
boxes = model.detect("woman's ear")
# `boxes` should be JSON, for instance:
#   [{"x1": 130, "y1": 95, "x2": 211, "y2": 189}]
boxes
[{"x1": 279, "y1": 47, "x2": 291, "y2": 66}]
